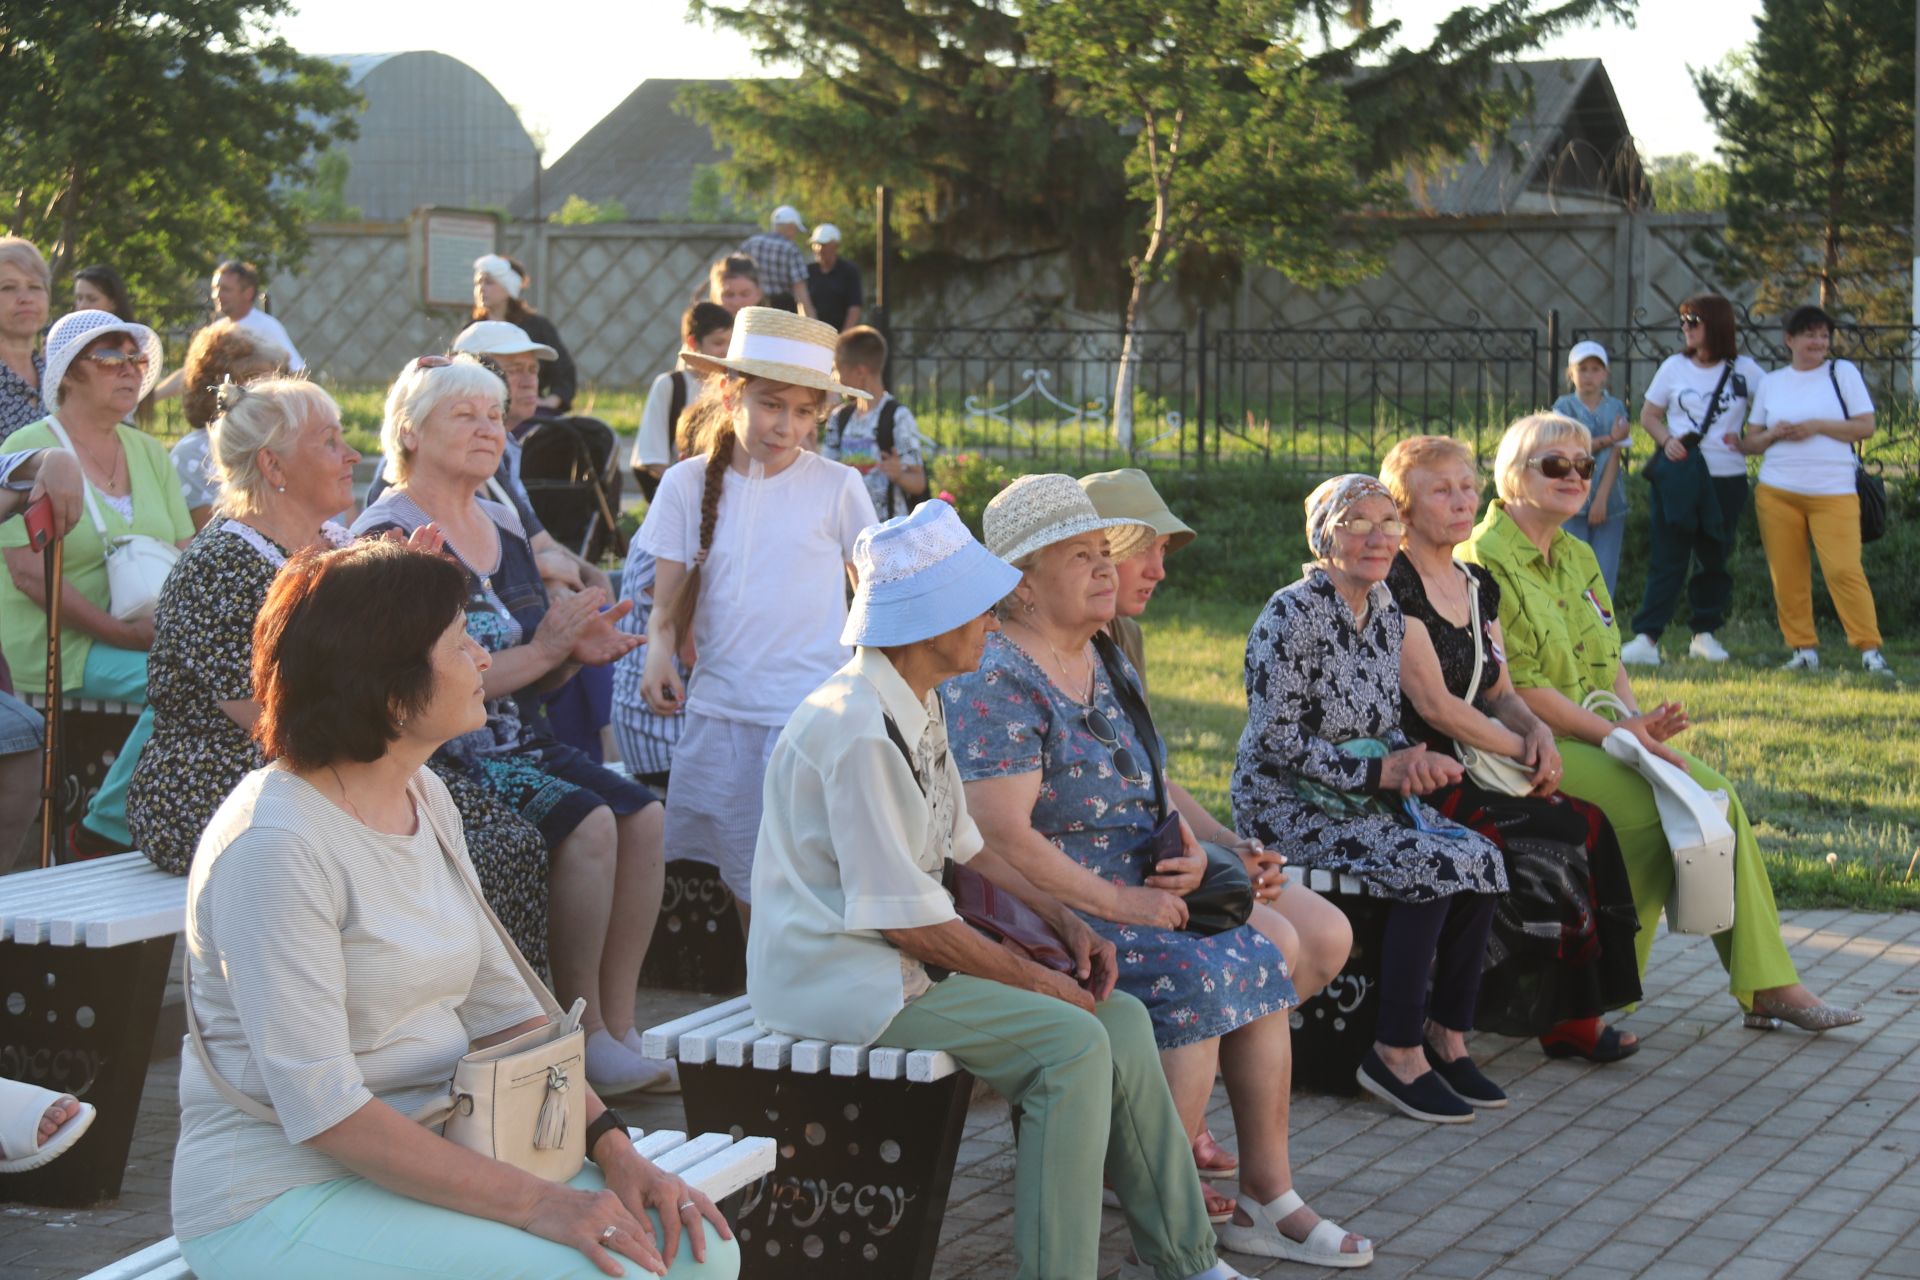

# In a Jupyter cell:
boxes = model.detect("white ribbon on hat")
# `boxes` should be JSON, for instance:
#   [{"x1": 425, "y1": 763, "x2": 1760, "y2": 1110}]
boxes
[
  {"x1": 473, "y1": 254, "x2": 522, "y2": 299},
  {"x1": 729, "y1": 330, "x2": 834, "y2": 376}
]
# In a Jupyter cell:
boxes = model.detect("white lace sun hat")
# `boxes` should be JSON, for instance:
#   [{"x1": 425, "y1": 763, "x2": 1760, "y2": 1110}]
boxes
[
  {"x1": 42, "y1": 309, "x2": 164, "y2": 413},
  {"x1": 682, "y1": 306, "x2": 868, "y2": 400},
  {"x1": 983, "y1": 472, "x2": 1155, "y2": 567},
  {"x1": 842, "y1": 502, "x2": 1024, "y2": 647}
]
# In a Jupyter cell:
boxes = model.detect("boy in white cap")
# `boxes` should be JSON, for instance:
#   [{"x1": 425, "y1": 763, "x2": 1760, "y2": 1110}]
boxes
[
  {"x1": 1551, "y1": 340, "x2": 1633, "y2": 596},
  {"x1": 737, "y1": 206, "x2": 814, "y2": 317}
]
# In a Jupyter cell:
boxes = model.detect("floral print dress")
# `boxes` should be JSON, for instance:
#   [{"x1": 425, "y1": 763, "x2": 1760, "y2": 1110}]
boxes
[
  {"x1": 945, "y1": 631, "x2": 1293, "y2": 1049},
  {"x1": 1229, "y1": 567, "x2": 1507, "y2": 904}
]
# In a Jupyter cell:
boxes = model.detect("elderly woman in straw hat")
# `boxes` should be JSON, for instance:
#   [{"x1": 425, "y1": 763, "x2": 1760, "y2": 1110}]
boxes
[
  {"x1": 634, "y1": 308, "x2": 879, "y2": 922},
  {"x1": 947, "y1": 474, "x2": 1371, "y2": 1268},
  {"x1": 1231, "y1": 475, "x2": 1508, "y2": 1127},
  {"x1": 751, "y1": 499, "x2": 1249, "y2": 1280},
  {"x1": 0, "y1": 309, "x2": 193, "y2": 856}
]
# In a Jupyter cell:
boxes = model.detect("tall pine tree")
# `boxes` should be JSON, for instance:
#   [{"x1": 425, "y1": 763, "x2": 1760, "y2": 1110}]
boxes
[{"x1": 1696, "y1": 0, "x2": 1915, "y2": 321}]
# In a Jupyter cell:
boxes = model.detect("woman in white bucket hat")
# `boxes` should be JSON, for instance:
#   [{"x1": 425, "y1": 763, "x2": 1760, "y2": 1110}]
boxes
[
  {"x1": 0, "y1": 309, "x2": 193, "y2": 855},
  {"x1": 633, "y1": 307, "x2": 879, "y2": 921}
]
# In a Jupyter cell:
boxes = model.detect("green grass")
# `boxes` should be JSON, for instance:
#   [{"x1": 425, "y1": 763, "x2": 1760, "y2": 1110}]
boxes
[{"x1": 1149, "y1": 599, "x2": 1920, "y2": 913}]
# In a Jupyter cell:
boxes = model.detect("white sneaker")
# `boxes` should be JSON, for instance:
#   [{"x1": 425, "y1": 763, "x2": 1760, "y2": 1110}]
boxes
[
  {"x1": 1863, "y1": 649, "x2": 1895, "y2": 677},
  {"x1": 1116, "y1": 1261, "x2": 1248, "y2": 1280},
  {"x1": 1688, "y1": 632, "x2": 1730, "y2": 662},
  {"x1": 1620, "y1": 634, "x2": 1662, "y2": 666},
  {"x1": 1782, "y1": 649, "x2": 1820, "y2": 672}
]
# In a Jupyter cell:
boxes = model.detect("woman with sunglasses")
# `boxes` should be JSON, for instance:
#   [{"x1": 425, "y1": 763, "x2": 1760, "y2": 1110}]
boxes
[
  {"x1": 1231, "y1": 476, "x2": 1508, "y2": 1127},
  {"x1": 0, "y1": 310, "x2": 193, "y2": 856},
  {"x1": 950, "y1": 475, "x2": 1373, "y2": 1268},
  {"x1": 1463, "y1": 413, "x2": 1859, "y2": 1034},
  {"x1": 1621, "y1": 293, "x2": 1768, "y2": 668}
]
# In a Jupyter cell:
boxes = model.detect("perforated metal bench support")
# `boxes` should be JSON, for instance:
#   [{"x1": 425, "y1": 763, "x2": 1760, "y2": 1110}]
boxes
[
  {"x1": 680, "y1": 1061, "x2": 973, "y2": 1280},
  {"x1": 0, "y1": 933, "x2": 175, "y2": 1206},
  {"x1": 1289, "y1": 868, "x2": 1391, "y2": 1096},
  {"x1": 638, "y1": 860, "x2": 746, "y2": 995}
]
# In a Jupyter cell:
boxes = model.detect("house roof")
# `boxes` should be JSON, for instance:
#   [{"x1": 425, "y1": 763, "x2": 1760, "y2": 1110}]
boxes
[{"x1": 512, "y1": 79, "x2": 728, "y2": 221}]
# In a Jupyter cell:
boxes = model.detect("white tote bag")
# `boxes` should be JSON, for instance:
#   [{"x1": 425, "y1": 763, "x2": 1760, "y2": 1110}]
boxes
[
  {"x1": 43, "y1": 418, "x2": 181, "y2": 623},
  {"x1": 1583, "y1": 690, "x2": 1735, "y2": 935}
]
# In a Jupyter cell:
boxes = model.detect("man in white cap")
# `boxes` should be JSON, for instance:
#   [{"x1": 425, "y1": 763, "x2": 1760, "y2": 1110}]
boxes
[
  {"x1": 805, "y1": 223, "x2": 862, "y2": 332},
  {"x1": 748, "y1": 500, "x2": 1247, "y2": 1280},
  {"x1": 738, "y1": 206, "x2": 814, "y2": 318}
]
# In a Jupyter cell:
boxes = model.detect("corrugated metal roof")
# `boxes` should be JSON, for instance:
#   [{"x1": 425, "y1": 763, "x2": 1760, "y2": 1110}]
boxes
[{"x1": 512, "y1": 79, "x2": 729, "y2": 220}]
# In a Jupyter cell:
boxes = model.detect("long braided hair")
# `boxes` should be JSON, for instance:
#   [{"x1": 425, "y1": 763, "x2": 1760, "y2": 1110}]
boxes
[{"x1": 659, "y1": 375, "x2": 744, "y2": 640}]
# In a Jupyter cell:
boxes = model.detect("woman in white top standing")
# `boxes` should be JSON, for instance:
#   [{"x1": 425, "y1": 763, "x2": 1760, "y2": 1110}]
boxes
[
  {"x1": 636, "y1": 308, "x2": 879, "y2": 922},
  {"x1": 1729, "y1": 305, "x2": 1891, "y2": 676},
  {"x1": 175, "y1": 540, "x2": 737, "y2": 1280},
  {"x1": 1621, "y1": 293, "x2": 1768, "y2": 668}
]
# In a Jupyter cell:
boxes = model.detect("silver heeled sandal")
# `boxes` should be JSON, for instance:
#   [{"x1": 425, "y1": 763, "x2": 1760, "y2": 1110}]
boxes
[{"x1": 1743, "y1": 992, "x2": 1864, "y2": 1032}]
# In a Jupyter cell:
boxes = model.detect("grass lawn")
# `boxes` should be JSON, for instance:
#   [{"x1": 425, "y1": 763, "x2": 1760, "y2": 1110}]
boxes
[{"x1": 1147, "y1": 599, "x2": 1920, "y2": 913}]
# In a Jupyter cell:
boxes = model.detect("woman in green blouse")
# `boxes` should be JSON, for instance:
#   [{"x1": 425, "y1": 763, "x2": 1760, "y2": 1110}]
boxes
[{"x1": 1461, "y1": 412, "x2": 1860, "y2": 1032}]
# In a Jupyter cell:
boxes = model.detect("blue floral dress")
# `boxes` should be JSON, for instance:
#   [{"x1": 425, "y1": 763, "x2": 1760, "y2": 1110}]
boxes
[{"x1": 944, "y1": 632, "x2": 1294, "y2": 1049}]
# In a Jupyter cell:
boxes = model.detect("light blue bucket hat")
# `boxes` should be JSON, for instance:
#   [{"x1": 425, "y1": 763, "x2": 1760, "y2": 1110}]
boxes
[{"x1": 842, "y1": 502, "x2": 1024, "y2": 647}]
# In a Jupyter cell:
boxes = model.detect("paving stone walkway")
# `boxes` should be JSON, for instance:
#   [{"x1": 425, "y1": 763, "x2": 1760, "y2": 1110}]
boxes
[{"x1": 8, "y1": 909, "x2": 1918, "y2": 1280}]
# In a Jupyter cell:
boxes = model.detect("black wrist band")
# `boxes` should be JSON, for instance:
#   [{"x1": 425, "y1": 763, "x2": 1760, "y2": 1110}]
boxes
[{"x1": 586, "y1": 1107, "x2": 628, "y2": 1161}]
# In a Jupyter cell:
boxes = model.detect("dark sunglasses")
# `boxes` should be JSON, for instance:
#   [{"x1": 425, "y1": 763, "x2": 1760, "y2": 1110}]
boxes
[
  {"x1": 82, "y1": 349, "x2": 149, "y2": 370},
  {"x1": 1679, "y1": 314, "x2": 1703, "y2": 328},
  {"x1": 1083, "y1": 706, "x2": 1150, "y2": 786},
  {"x1": 1527, "y1": 453, "x2": 1596, "y2": 480}
]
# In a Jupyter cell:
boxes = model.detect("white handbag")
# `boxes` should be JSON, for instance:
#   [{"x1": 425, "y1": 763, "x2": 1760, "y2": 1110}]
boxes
[
  {"x1": 1452, "y1": 563, "x2": 1534, "y2": 797},
  {"x1": 1582, "y1": 690, "x2": 1736, "y2": 935},
  {"x1": 42, "y1": 417, "x2": 181, "y2": 623},
  {"x1": 185, "y1": 778, "x2": 589, "y2": 1181}
]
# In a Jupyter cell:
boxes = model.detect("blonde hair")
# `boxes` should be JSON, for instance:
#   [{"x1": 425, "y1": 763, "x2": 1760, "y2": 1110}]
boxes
[
  {"x1": 1493, "y1": 413, "x2": 1592, "y2": 503},
  {"x1": 1379, "y1": 435, "x2": 1477, "y2": 511},
  {"x1": 379, "y1": 356, "x2": 504, "y2": 485},
  {"x1": 0, "y1": 237, "x2": 50, "y2": 290},
  {"x1": 210, "y1": 377, "x2": 339, "y2": 517}
]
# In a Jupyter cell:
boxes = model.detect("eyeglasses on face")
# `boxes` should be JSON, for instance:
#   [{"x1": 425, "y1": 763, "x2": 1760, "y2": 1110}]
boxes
[
  {"x1": 82, "y1": 349, "x2": 148, "y2": 370},
  {"x1": 1333, "y1": 516, "x2": 1407, "y2": 539},
  {"x1": 1082, "y1": 706, "x2": 1150, "y2": 787},
  {"x1": 1528, "y1": 453, "x2": 1596, "y2": 480},
  {"x1": 1679, "y1": 314, "x2": 1703, "y2": 328}
]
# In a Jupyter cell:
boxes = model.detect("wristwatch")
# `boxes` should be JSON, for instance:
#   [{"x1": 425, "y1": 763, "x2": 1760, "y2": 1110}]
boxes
[{"x1": 585, "y1": 1106, "x2": 629, "y2": 1162}]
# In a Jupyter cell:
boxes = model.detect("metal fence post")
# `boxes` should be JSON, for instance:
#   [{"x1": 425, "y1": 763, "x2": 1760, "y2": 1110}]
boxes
[
  {"x1": 1195, "y1": 307, "x2": 1208, "y2": 466},
  {"x1": 1544, "y1": 308, "x2": 1560, "y2": 408}
]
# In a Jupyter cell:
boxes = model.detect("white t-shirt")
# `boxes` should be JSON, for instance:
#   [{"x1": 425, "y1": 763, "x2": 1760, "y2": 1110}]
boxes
[
  {"x1": 232, "y1": 306, "x2": 305, "y2": 373},
  {"x1": 1644, "y1": 353, "x2": 1768, "y2": 478},
  {"x1": 1748, "y1": 360, "x2": 1872, "y2": 498},
  {"x1": 637, "y1": 448, "x2": 878, "y2": 725},
  {"x1": 631, "y1": 368, "x2": 700, "y2": 472}
]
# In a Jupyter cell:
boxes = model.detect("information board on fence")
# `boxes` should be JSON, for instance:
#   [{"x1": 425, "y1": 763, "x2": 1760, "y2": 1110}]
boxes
[{"x1": 413, "y1": 208, "x2": 498, "y2": 308}]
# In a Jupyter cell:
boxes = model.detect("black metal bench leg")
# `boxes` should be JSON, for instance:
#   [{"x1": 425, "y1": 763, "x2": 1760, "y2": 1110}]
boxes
[
  {"x1": 681, "y1": 1063, "x2": 974, "y2": 1280},
  {"x1": 0, "y1": 934, "x2": 174, "y2": 1206}
]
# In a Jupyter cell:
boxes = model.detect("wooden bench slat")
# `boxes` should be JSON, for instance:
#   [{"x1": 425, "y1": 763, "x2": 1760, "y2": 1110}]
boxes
[
  {"x1": 714, "y1": 1024, "x2": 771, "y2": 1067},
  {"x1": 678, "y1": 1135, "x2": 776, "y2": 1202},
  {"x1": 630, "y1": 1128, "x2": 688, "y2": 1161},
  {"x1": 74, "y1": 1238, "x2": 184, "y2": 1280},
  {"x1": 829, "y1": 1043, "x2": 869, "y2": 1076},
  {"x1": 867, "y1": 1047, "x2": 905, "y2": 1080},
  {"x1": 750, "y1": 1032, "x2": 796, "y2": 1070},
  {"x1": 906, "y1": 1049, "x2": 961, "y2": 1083},
  {"x1": 651, "y1": 1131, "x2": 735, "y2": 1177},
  {"x1": 678, "y1": 1008, "x2": 760, "y2": 1064},
  {"x1": 44, "y1": 878, "x2": 186, "y2": 945},
  {"x1": 640, "y1": 994, "x2": 751, "y2": 1059},
  {"x1": 788, "y1": 1039, "x2": 831, "y2": 1073},
  {"x1": 84, "y1": 904, "x2": 188, "y2": 948}
]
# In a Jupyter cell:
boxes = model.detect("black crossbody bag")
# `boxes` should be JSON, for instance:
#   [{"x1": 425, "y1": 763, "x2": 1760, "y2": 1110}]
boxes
[{"x1": 1827, "y1": 361, "x2": 1887, "y2": 544}]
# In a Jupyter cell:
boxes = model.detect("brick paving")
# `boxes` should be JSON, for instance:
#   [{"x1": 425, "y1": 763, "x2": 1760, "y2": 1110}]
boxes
[{"x1": 7, "y1": 910, "x2": 1919, "y2": 1280}]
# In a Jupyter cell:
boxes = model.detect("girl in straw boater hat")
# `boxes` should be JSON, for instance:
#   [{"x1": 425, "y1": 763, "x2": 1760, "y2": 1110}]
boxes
[{"x1": 634, "y1": 308, "x2": 880, "y2": 923}]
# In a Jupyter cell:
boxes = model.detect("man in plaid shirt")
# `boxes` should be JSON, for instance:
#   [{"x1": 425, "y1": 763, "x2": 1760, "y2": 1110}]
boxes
[{"x1": 738, "y1": 205, "x2": 816, "y2": 318}]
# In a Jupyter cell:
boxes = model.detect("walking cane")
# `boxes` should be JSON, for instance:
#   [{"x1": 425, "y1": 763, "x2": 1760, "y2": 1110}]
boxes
[{"x1": 37, "y1": 523, "x2": 64, "y2": 868}]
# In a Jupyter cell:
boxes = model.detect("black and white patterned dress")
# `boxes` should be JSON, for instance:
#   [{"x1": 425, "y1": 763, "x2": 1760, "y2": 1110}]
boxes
[{"x1": 1229, "y1": 567, "x2": 1507, "y2": 903}]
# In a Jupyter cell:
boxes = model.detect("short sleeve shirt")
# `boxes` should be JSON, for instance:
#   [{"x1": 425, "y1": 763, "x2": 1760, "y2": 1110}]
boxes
[
  {"x1": 740, "y1": 232, "x2": 808, "y2": 289},
  {"x1": 0, "y1": 351, "x2": 45, "y2": 443},
  {"x1": 1459, "y1": 500, "x2": 1618, "y2": 703},
  {"x1": 1749, "y1": 360, "x2": 1873, "y2": 497},
  {"x1": 822, "y1": 394, "x2": 924, "y2": 519},
  {"x1": 807, "y1": 258, "x2": 863, "y2": 330},
  {"x1": 1549, "y1": 392, "x2": 1630, "y2": 518},
  {"x1": 170, "y1": 429, "x2": 219, "y2": 510},
  {"x1": 1644, "y1": 353, "x2": 1768, "y2": 478}
]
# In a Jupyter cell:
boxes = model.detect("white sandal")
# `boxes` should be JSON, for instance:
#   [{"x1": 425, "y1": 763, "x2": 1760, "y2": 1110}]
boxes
[
  {"x1": 1214, "y1": 1189, "x2": 1374, "y2": 1268},
  {"x1": 0, "y1": 1079, "x2": 96, "y2": 1173}
]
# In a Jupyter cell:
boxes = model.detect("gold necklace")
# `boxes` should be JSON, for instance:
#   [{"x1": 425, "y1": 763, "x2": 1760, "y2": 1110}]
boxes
[
  {"x1": 1015, "y1": 615, "x2": 1092, "y2": 703},
  {"x1": 74, "y1": 430, "x2": 126, "y2": 491}
]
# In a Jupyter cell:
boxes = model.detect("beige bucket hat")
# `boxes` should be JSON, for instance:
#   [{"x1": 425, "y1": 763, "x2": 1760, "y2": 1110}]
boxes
[
  {"x1": 984, "y1": 473, "x2": 1155, "y2": 567},
  {"x1": 1078, "y1": 468, "x2": 1196, "y2": 554},
  {"x1": 681, "y1": 306, "x2": 868, "y2": 400}
]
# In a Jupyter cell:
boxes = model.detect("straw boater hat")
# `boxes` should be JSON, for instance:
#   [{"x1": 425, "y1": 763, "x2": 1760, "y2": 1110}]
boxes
[
  {"x1": 42, "y1": 310, "x2": 165, "y2": 413},
  {"x1": 681, "y1": 306, "x2": 868, "y2": 401},
  {"x1": 843, "y1": 502, "x2": 1023, "y2": 647},
  {"x1": 1078, "y1": 468, "x2": 1197, "y2": 554},
  {"x1": 983, "y1": 473, "x2": 1155, "y2": 567}
]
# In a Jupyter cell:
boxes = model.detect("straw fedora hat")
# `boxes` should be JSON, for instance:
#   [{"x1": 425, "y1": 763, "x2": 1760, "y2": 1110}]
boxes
[
  {"x1": 983, "y1": 473, "x2": 1155, "y2": 567},
  {"x1": 682, "y1": 306, "x2": 869, "y2": 400}
]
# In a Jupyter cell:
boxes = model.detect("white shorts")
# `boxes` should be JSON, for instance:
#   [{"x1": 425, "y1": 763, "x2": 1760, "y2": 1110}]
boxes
[{"x1": 661, "y1": 712, "x2": 781, "y2": 902}]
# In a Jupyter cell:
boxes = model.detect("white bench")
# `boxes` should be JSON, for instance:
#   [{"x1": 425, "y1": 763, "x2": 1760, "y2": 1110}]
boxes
[
  {"x1": 643, "y1": 996, "x2": 973, "y2": 1280},
  {"x1": 79, "y1": 1128, "x2": 776, "y2": 1280},
  {"x1": 20, "y1": 694, "x2": 143, "y2": 847},
  {"x1": 0, "y1": 851, "x2": 185, "y2": 1206}
]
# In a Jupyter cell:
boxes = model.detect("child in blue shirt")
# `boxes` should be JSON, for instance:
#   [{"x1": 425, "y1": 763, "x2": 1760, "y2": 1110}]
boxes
[{"x1": 1551, "y1": 340, "x2": 1633, "y2": 597}]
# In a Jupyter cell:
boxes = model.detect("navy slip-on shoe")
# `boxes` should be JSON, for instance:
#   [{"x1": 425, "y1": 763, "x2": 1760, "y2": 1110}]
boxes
[
  {"x1": 1423, "y1": 1043, "x2": 1509, "y2": 1108},
  {"x1": 1356, "y1": 1048, "x2": 1475, "y2": 1123}
]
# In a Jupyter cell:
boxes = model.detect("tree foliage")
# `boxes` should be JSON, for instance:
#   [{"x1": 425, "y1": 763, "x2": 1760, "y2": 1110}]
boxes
[
  {"x1": 1696, "y1": 0, "x2": 1915, "y2": 321},
  {"x1": 0, "y1": 0, "x2": 359, "y2": 314},
  {"x1": 1644, "y1": 152, "x2": 1728, "y2": 212},
  {"x1": 548, "y1": 195, "x2": 630, "y2": 225}
]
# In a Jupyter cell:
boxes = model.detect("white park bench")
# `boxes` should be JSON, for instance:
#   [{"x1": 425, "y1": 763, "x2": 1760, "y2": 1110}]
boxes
[
  {"x1": 0, "y1": 851, "x2": 185, "y2": 1206},
  {"x1": 642, "y1": 995, "x2": 974, "y2": 1280},
  {"x1": 79, "y1": 1127, "x2": 776, "y2": 1280}
]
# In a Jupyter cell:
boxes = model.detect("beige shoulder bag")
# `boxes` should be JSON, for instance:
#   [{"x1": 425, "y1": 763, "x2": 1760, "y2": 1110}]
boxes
[{"x1": 185, "y1": 778, "x2": 589, "y2": 1182}]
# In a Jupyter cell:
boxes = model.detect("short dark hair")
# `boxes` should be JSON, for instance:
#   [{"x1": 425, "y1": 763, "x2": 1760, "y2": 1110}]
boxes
[
  {"x1": 253, "y1": 542, "x2": 469, "y2": 771},
  {"x1": 216, "y1": 260, "x2": 259, "y2": 291},
  {"x1": 683, "y1": 301, "x2": 732, "y2": 346},
  {"x1": 1784, "y1": 304, "x2": 1836, "y2": 337},
  {"x1": 835, "y1": 325, "x2": 888, "y2": 375},
  {"x1": 1680, "y1": 293, "x2": 1737, "y2": 364}
]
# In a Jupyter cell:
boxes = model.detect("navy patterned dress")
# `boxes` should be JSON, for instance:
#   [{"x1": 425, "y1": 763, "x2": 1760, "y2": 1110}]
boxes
[
  {"x1": 1230, "y1": 567, "x2": 1507, "y2": 904},
  {"x1": 944, "y1": 632, "x2": 1294, "y2": 1049}
]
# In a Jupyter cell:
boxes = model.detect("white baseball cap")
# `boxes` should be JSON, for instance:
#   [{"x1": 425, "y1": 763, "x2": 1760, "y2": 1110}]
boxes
[
  {"x1": 770, "y1": 205, "x2": 807, "y2": 232},
  {"x1": 1567, "y1": 340, "x2": 1610, "y2": 369},
  {"x1": 810, "y1": 223, "x2": 842, "y2": 246},
  {"x1": 453, "y1": 320, "x2": 557, "y2": 361}
]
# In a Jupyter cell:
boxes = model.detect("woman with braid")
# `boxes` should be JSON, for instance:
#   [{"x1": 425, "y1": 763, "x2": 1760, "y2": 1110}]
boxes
[{"x1": 636, "y1": 309, "x2": 878, "y2": 923}]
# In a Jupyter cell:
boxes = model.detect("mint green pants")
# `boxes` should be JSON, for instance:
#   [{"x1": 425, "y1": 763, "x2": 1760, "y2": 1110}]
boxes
[
  {"x1": 179, "y1": 1165, "x2": 740, "y2": 1279},
  {"x1": 75, "y1": 643, "x2": 151, "y2": 847},
  {"x1": 873, "y1": 977, "x2": 1216, "y2": 1280},
  {"x1": 1557, "y1": 739, "x2": 1799, "y2": 1009}
]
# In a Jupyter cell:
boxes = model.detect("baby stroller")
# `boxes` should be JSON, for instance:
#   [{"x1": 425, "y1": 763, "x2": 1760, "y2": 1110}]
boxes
[{"x1": 514, "y1": 415, "x2": 626, "y2": 563}]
